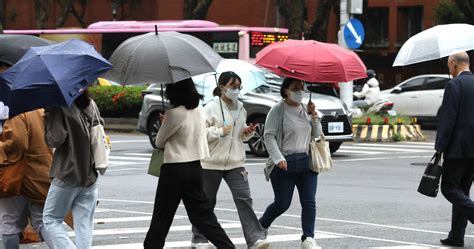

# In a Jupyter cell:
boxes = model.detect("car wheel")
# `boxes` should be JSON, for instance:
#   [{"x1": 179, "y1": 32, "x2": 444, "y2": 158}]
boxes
[
  {"x1": 329, "y1": 141, "x2": 342, "y2": 154},
  {"x1": 147, "y1": 114, "x2": 161, "y2": 149},
  {"x1": 248, "y1": 117, "x2": 268, "y2": 157}
]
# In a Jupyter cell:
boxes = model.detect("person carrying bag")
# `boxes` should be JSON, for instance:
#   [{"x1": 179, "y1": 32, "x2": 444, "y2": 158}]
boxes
[{"x1": 260, "y1": 77, "x2": 323, "y2": 249}]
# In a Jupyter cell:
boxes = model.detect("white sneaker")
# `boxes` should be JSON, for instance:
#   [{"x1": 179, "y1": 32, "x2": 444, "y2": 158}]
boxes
[
  {"x1": 250, "y1": 238, "x2": 270, "y2": 249},
  {"x1": 191, "y1": 241, "x2": 213, "y2": 249},
  {"x1": 301, "y1": 237, "x2": 321, "y2": 249}
]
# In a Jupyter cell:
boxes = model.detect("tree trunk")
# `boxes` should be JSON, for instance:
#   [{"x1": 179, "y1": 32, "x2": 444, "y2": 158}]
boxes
[
  {"x1": 454, "y1": 0, "x2": 474, "y2": 24},
  {"x1": 56, "y1": 0, "x2": 73, "y2": 27},
  {"x1": 308, "y1": 0, "x2": 339, "y2": 41},
  {"x1": 0, "y1": 0, "x2": 5, "y2": 33},
  {"x1": 70, "y1": 0, "x2": 87, "y2": 27},
  {"x1": 35, "y1": 0, "x2": 49, "y2": 29},
  {"x1": 287, "y1": 0, "x2": 304, "y2": 39},
  {"x1": 183, "y1": 0, "x2": 197, "y2": 19},
  {"x1": 192, "y1": 0, "x2": 212, "y2": 19},
  {"x1": 276, "y1": 0, "x2": 289, "y2": 19}
]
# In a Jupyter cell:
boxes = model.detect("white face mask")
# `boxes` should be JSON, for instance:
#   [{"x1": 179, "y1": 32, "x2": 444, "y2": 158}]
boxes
[
  {"x1": 224, "y1": 88, "x2": 240, "y2": 101},
  {"x1": 288, "y1": 90, "x2": 304, "y2": 103}
]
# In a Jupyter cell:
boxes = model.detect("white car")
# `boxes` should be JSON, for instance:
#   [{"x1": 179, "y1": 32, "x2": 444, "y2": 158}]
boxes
[{"x1": 380, "y1": 74, "x2": 451, "y2": 124}]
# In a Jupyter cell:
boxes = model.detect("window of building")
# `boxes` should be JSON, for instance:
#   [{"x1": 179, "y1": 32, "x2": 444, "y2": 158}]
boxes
[
  {"x1": 360, "y1": 7, "x2": 389, "y2": 48},
  {"x1": 397, "y1": 6, "x2": 423, "y2": 47}
]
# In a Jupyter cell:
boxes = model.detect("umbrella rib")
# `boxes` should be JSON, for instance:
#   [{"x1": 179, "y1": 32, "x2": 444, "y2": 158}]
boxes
[{"x1": 323, "y1": 47, "x2": 347, "y2": 82}]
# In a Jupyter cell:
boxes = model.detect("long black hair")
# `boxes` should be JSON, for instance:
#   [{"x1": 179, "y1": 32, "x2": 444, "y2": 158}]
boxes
[
  {"x1": 166, "y1": 78, "x2": 203, "y2": 110},
  {"x1": 212, "y1": 71, "x2": 242, "y2": 97},
  {"x1": 75, "y1": 88, "x2": 91, "y2": 110}
]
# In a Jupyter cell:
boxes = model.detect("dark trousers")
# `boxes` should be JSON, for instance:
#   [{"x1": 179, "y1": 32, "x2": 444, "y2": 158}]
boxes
[
  {"x1": 260, "y1": 154, "x2": 318, "y2": 241},
  {"x1": 143, "y1": 161, "x2": 235, "y2": 249},
  {"x1": 441, "y1": 158, "x2": 474, "y2": 240}
]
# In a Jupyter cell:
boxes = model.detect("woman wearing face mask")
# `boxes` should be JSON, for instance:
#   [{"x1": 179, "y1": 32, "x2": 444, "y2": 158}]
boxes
[
  {"x1": 191, "y1": 71, "x2": 270, "y2": 249},
  {"x1": 259, "y1": 77, "x2": 322, "y2": 249}
]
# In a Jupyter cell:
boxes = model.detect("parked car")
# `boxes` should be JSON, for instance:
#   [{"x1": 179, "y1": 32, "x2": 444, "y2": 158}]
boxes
[
  {"x1": 380, "y1": 74, "x2": 451, "y2": 124},
  {"x1": 138, "y1": 80, "x2": 353, "y2": 157}
]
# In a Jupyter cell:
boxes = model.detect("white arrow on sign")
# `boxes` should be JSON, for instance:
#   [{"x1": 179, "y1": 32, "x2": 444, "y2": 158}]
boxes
[{"x1": 346, "y1": 21, "x2": 362, "y2": 44}]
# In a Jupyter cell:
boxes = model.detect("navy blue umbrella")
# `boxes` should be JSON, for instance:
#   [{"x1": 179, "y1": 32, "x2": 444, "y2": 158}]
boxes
[{"x1": 0, "y1": 39, "x2": 112, "y2": 117}]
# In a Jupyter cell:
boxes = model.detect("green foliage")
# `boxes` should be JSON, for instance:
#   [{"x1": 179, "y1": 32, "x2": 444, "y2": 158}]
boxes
[
  {"x1": 434, "y1": 0, "x2": 466, "y2": 24},
  {"x1": 352, "y1": 114, "x2": 412, "y2": 126},
  {"x1": 88, "y1": 85, "x2": 145, "y2": 118},
  {"x1": 392, "y1": 132, "x2": 404, "y2": 142}
]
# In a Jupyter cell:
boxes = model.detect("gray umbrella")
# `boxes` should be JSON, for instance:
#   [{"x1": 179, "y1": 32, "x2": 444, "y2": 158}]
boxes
[
  {"x1": 0, "y1": 34, "x2": 54, "y2": 65},
  {"x1": 104, "y1": 31, "x2": 223, "y2": 85}
]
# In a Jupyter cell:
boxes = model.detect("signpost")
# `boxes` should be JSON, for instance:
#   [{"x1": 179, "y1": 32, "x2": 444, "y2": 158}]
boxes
[{"x1": 343, "y1": 18, "x2": 365, "y2": 50}]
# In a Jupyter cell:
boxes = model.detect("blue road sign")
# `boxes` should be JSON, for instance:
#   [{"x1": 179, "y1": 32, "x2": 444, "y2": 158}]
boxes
[{"x1": 343, "y1": 18, "x2": 365, "y2": 49}]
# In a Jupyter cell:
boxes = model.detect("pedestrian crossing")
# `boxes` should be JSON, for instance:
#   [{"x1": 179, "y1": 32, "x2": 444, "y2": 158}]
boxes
[{"x1": 106, "y1": 142, "x2": 436, "y2": 171}]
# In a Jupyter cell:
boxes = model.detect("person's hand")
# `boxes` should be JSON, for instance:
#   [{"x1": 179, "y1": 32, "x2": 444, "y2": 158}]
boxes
[
  {"x1": 277, "y1": 160, "x2": 287, "y2": 171},
  {"x1": 307, "y1": 100, "x2": 317, "y2": 116},
  {"x1": 222, "y1": 124, "x2": 233, "y2": 136},
  {"x1": 243, "y1": 123, "x2": 257, "y2": 136},
  {"x1": 159, "y1": 113, "x2": 165, "y2": 124}
]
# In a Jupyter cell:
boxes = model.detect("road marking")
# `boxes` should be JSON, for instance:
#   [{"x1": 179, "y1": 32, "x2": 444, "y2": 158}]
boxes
[
  {"x1": 110, "y1": 139, "x2": 149, "y2": 144},
  {"x1": 91, "y1": 233, "x2": 342, "y2": 249},
  {"x1": 95, "y1": 216, "x2": 152, "y2": 224},
  {"x1": 109, "y1": 156, "x2": 150, "y2": 161},
  {"x1": 353, "y1": 144, "x2": 435, "y2": 149},
  {"x1": 337, "y1": 149, "x2": 382, "y2": 155},
  {"x1": 343, "y1": 145, "x2": 431, "y2": 153},
  {"x1": 401, "y1": 142, "x2": 434, "y2": 146},
  {"x1": 334, "y1": 155, "x2": 432, "y2": 162},
  {"x1": 122, "y1": 152, "x2": 152, "y2": 156}
]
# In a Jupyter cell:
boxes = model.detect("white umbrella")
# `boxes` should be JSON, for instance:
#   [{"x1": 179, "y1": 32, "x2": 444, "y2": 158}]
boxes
[
  {"x1": 393, "y1": 23, "x2": 474, "y2": 66},
  {"x1": 193, "y1": 59, "x2": 267, "y2": 104}
]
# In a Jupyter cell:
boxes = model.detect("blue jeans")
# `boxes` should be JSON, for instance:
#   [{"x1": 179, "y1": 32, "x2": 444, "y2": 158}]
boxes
[
  {"x1": 42, "y1": 178, "x2": 98, "y2": 249},
  {"x1": 260, "y1": 153, "x2": 318, "y2": 240}
]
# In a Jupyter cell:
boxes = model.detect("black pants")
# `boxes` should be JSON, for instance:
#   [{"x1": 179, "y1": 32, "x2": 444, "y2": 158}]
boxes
[
  {"x1": 441, "y1": 158, "x2": 474, "y2": 240},
  {"x1": 144, "y1": 161, "x2": 235, "y2": 249}
]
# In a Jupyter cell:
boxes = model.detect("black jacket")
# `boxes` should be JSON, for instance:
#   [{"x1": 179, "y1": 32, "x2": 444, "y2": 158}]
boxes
[{"x1": 435, "y1": 71, "x2": 474, "y2": 158}]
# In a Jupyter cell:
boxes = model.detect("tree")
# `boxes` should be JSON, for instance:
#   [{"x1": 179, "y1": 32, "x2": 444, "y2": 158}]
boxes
[
  {"x1": 307, "y1": 0, "x2": 340, "y2": 41},
  {"x1": 56, "y1": 0, "x2": 88, "y2": 28},
  {"x1": 35, "y1": 0, "x2": 50, "y2": 29},
  {"x1": 275, "y1": 0, "x2": 305, "y2": 39},
  {"x1": 453, "y1": 0, "x2": 474, "y2": 24},
  {"x1": 110, "y1": 0, "x2": 141, "y2": 20},
  {"x1": 183, "y1": 0, "x2": 213, "y2": 20},
  {"x1": 0, "y1": 0, "x2": 5, "y2": 33}
]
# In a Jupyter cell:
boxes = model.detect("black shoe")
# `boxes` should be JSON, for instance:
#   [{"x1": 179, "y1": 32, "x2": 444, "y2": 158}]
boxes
[{"x1": 440, "y1": 237, "x2": 464, "y2": 247}]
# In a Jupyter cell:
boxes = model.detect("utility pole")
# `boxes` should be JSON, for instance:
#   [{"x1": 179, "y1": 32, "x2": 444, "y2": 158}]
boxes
[{"x1": 338, "y1": 0, "x2": 353, "y2": 108}]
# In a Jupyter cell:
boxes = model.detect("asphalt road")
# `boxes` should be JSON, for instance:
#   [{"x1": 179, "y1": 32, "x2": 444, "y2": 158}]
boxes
[{"x1": 20, "y1": 131, "x2": 473, "y2": 249}]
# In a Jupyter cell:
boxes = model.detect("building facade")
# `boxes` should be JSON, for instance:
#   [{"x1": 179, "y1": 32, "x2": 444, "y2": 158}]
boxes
[{"x1": 2, "y1": 0, "x2": 446, "y2": 88}]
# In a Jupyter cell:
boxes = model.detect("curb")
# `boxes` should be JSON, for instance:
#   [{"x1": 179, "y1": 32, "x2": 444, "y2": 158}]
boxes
[
  {"x1": 352, "y1": 124, "x2": 425, "y2": 142},
  {"x1": 352, "y1": 125, "x2": 392, "y2": 142},
  {"x1": 103, "y1": 117, "x2": 138, "y2": 133}
]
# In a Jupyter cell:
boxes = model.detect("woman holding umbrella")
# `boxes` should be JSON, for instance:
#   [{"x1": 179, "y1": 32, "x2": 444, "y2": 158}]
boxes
[
  {"x1": 144, "y1": 78, "x2": 234, "y2": 249},
  {"x1": 191, "y1": 72, "x2": 269, "y2": 249},
  {"x1": 259, "y1": 77, "x2": 322, "y2": 249}
]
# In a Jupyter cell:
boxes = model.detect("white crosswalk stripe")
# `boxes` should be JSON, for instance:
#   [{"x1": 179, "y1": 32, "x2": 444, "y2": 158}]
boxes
[{"x1": 336, "y1": 142, "x2": 435, "y2": 156}]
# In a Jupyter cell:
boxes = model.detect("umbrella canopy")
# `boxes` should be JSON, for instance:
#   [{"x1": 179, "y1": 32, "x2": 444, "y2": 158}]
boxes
[
  {"x1": 0, "y1": 39, "x2": 112, "y2": 117},
  {"x1": 256, "y1": 39, "x2": 367, "y2": 83},
  {"x1": 193, "y1": 59, "x2": 267, "y2": 104},
  {"x1": 393, "y1": 23, "x2": 474, "y2": 66},
  {"x1": 104, "y1": 31, "x2": 223, "y2": 85},
  {"x1": 0, "y1": 34, "x2": 54, "y2": 66}
]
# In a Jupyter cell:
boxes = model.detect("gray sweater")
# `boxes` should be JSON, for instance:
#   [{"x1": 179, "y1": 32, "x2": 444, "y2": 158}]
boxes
[
  {"x1": 263, "y1": 101, "x2": 322, "y2": 180},
  {"x1": 44, "y1": 100, "x2": 102, "y2": 187}
]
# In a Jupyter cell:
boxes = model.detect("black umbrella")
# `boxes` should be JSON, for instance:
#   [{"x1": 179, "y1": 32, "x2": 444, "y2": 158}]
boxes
[{"x1": 0, "y1": 34, "x2": 54, "y2": 66}]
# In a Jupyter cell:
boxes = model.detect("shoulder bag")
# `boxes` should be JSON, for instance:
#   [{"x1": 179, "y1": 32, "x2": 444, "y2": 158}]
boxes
[
  {"x1": 309, "y1": 134, "x2": 333, "y2": 173},
  {"x1": 90, "y1": 104, "x2": 111, "y2": 175},
  {"x1": 148, "y1": 149, "x2": 164, "y2": 177}
]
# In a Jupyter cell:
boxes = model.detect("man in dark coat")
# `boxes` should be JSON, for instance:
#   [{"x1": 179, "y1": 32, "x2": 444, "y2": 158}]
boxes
[{"x1": 436, "y1": 51, "x2": 474, "y2": 247}]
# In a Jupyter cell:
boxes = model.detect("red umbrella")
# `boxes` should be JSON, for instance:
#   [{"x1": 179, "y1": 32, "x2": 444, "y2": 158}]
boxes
[{"x1": 256, "y1": 39, "x2": 367, "y2": 83}]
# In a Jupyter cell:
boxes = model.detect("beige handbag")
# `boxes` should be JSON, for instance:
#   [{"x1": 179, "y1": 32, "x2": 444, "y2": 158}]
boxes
[{"x1": 309, "y1": 134, "x2": 333, "y2": 173}]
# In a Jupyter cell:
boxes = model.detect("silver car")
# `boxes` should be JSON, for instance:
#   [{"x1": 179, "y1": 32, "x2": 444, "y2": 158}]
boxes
[{"x1": 137, "y1": 82, "x2": 353, "y2": 157}]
